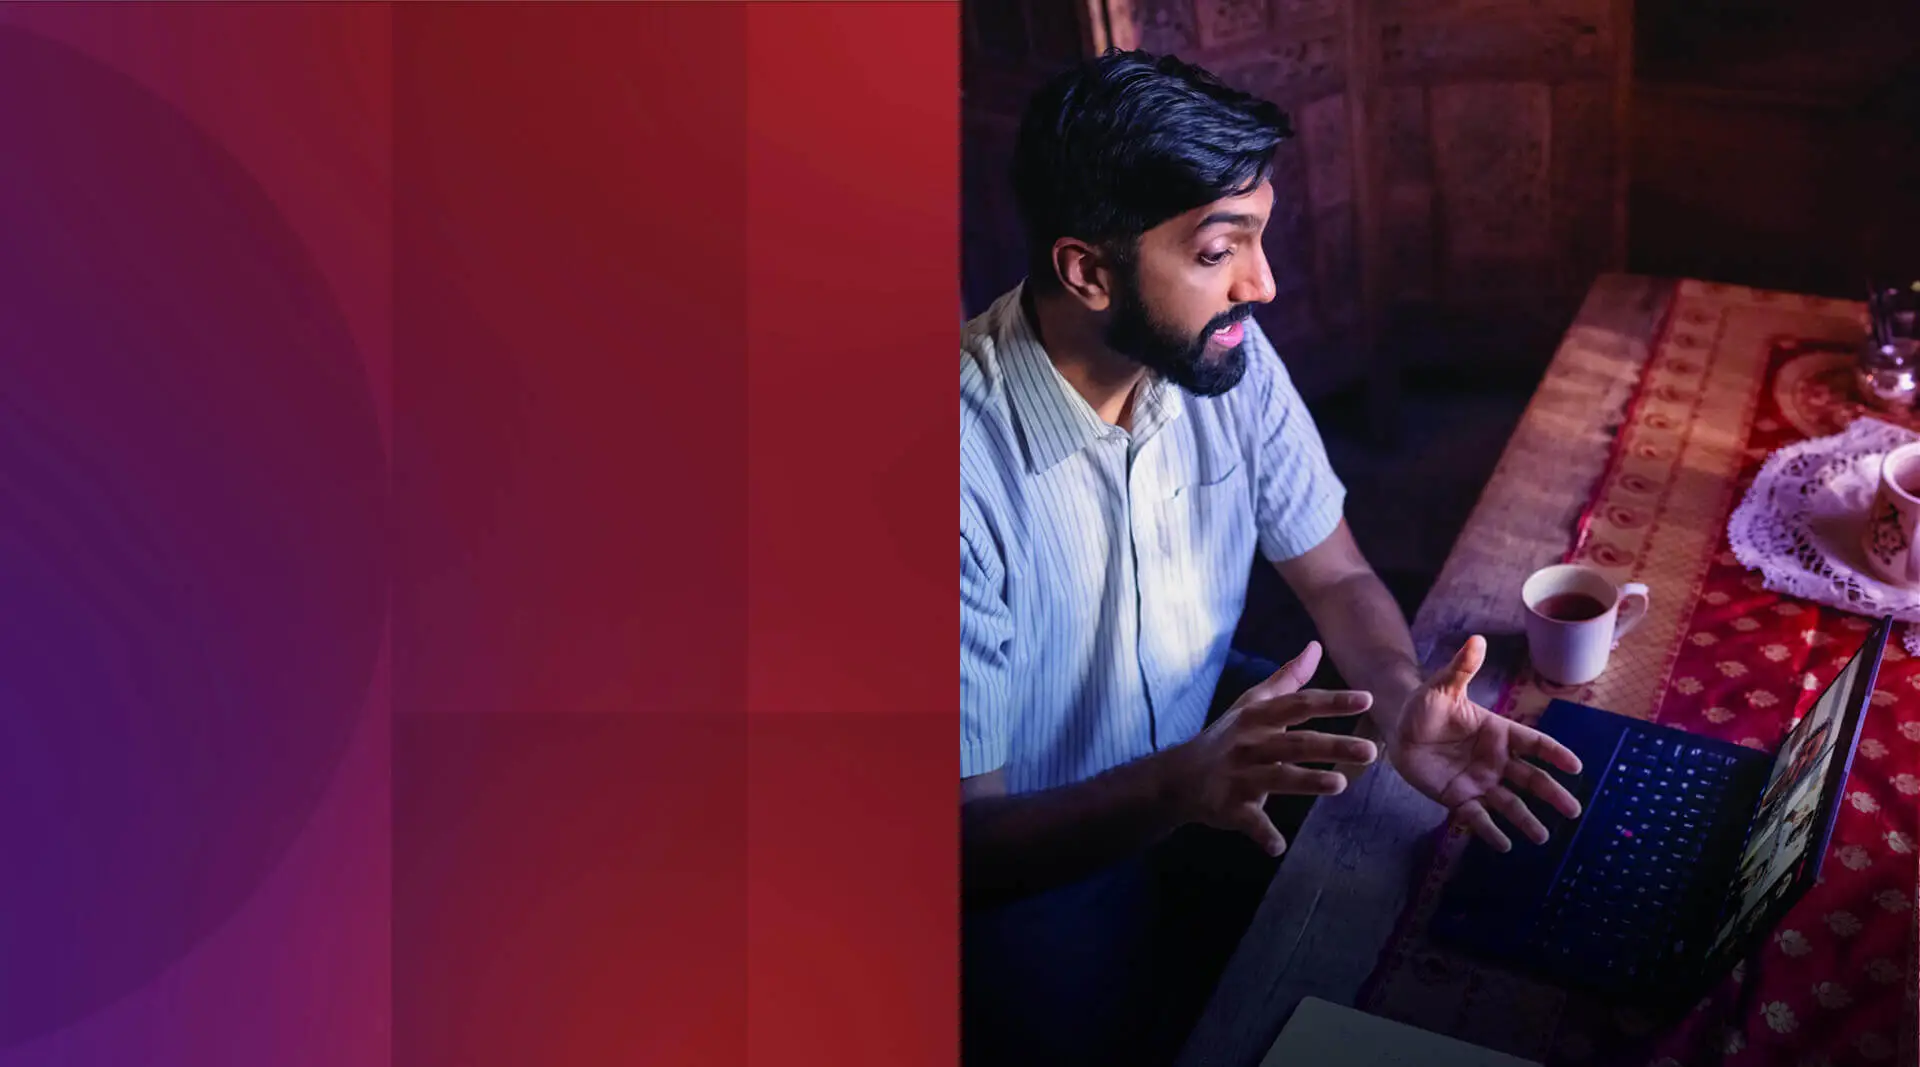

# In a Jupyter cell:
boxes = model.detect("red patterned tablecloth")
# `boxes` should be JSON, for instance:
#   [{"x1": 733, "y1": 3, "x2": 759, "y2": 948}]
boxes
[{"x1": 1357, "y1": 282, "x2": 1920, "y2": 1067}]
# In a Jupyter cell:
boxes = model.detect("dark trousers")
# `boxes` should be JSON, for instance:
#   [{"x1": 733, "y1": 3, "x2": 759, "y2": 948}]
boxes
[{"x1": 961, "y1": 651, "x2": 1357, "y2": 1067}]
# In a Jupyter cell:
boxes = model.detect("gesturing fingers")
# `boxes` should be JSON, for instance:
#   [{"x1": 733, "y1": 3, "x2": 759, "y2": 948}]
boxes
[
  {"x1": 1237, "y1": 641, "x2": 1325, "y2": 705},
  {"x1": 1244, "y1": 729, "x2": 1379, "y2": 767},
  {"x1": 1504, "y1": 758, "x2": 1583, "y2": 820},
  {"x1": 1429, "y1": 634, "x2": 1488, "y2": 698},
  {"x1": 1240, "y1": 688, "x2": 1373, "y2": 728},
  {"x1": 1483, "y1": 784, "x2": 1549, "y2": 846},
  {"x1": 1222, "y1": 800, "x2": 1288, "y2": 857},
  {"x1": 1249, "y1": 763, "x2": 1350, "y2": 798},
  {"x1": 1456, "y1": 798, "x2": 1513, "y2": 854},
  {"x1": 1512, "y1": 721, "x2": 1583, "y2": 776}
]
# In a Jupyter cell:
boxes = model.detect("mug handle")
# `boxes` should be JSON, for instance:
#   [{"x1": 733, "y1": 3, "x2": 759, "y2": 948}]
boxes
[
  {"x1": 1906, "y1": 515, "x2": 1920, "y2": 587},
  {"x1": 1612, "y1": 583, "x2": 1651, "y2": 649}
]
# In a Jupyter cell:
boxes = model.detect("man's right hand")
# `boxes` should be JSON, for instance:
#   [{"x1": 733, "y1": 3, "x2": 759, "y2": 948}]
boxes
[{"x1": 1161, "y1": 641, "x2": 1378, "y2": 856}]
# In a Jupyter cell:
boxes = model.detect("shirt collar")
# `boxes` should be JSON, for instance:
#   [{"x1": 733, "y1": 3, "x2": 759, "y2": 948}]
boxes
[
  {"x1": 995, "y1": 282, "x2": 1183, "y2": 473},
  {"x1": 1131, "y1": 371, "x2": 1182, "y2": 444}
]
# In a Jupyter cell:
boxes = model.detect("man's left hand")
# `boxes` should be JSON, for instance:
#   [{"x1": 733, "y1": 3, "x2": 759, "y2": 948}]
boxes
[{"x1": 1388, "y1": 635, "x2": 1584, "y2": 851}]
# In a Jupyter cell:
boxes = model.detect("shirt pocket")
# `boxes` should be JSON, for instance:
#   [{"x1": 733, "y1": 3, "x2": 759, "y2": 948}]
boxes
[
  {"x1": 1157, "y1": 461, "x2": 1255, "y2": 618},
  {"x1": 1165, "y1": 461, "x2": 1251, "y2": 557},
  {"x1": 1159, "y1": 408, "x2": 1245, "y2": 506},
  {"x1": 1170, "y1": 461, "x2": 1242, "y2": 502}
]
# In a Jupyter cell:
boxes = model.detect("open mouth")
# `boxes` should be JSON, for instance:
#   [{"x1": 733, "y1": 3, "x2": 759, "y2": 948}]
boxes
[{"x1": 1210, "y1": 319, "x2": 1245, "y2": 347}]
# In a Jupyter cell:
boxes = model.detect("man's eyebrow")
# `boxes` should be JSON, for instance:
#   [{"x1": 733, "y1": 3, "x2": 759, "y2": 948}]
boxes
[{"x1": 1194, "y1": 211, "x2": 1262, "y2": 232}]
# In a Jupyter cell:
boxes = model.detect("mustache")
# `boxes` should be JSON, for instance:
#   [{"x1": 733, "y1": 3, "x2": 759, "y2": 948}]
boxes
[{"x1": 1203, "y1": 305, "x2": 1255, "y2": 336}]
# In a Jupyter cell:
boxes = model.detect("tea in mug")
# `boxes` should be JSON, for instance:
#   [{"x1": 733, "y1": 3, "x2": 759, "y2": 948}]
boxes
[{"x1": 1535, "y1": 592, "x2": 1608, "y2": 623}]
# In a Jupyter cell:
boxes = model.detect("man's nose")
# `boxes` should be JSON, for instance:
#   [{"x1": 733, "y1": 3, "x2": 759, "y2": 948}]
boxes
[{"x1": 1229, "y1": 252, "x2": 1277, "y2": 306}]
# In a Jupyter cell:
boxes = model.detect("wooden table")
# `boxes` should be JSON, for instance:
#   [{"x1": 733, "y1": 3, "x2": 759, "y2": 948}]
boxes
[{"x1": 1174, "y1": 273, "x2": 1680, "y2": 1066}]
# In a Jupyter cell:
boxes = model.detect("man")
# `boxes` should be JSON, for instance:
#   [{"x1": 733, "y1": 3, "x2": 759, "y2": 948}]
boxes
[{"x1": 960, "y1": 51, "x2": 1587, "y2": 1066}]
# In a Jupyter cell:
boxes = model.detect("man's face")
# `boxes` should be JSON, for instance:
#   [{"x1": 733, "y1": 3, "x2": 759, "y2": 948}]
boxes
[{"x1": 1102, "y1": 181, "x2": 1278, "y2": 397}]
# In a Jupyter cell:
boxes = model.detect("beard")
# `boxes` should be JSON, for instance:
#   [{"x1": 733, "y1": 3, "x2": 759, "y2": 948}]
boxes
[{"x1": 1102, "y1": 269, "x2": 1254, "y2": 397}]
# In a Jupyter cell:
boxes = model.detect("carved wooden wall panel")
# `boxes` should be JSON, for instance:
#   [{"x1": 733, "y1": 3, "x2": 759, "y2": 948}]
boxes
[
  {"x1": 1377, "y1": 2, "x2": 1614, "y2": 84},
  {"x1": 1276, "y1": 0, "x2": 1339, "y2": 22},
  {"x1": 1551, "y1": 80, "x2": 1617, "y2": 293},
  {"x1": 1369, "y1": 0, "x2": 1629, "y2": 328},
  {"x1": 1195, "y1": 0, "x2": 1271, "y2": 49},
  {"x1": 1378, "y1": 86, "x2": 1429, "y2": 185},
  {"x1": 1134, "y1": 0, "x2": 1200, "y2": 53},
  {"x1": 1431, "y1": 83, "x2": 1551, "y2": 265},
  {"x1": 1377, "y1": 86, "x2": 1433, "y2": 298},
  {"x1": 1214, "y1": 30, "x2": 1344, "y2": 102},
  {"x1": 1299, "y1": 94, "x2": 1360, "y2": 329},
  {"x1": 1299, "y1": 93, "x2": 1353, "y2": 212}
]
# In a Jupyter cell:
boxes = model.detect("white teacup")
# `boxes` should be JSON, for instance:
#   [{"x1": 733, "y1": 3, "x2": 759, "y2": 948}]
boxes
[
  {"x1": 1859, "y1": 441, "x2": 1920, "y2": 587},
  {"x1": 1521, "y1": 564, "x2": 1650, "y2": 686}
]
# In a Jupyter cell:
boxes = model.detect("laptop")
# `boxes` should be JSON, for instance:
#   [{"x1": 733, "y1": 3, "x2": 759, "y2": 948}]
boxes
[
  {"x1": 1429, "y1": 613, "x2": 1890, "y2": 1014},
  {"x1": 1260, "y1": 997, "x2": 1543, "y2": 1067}
]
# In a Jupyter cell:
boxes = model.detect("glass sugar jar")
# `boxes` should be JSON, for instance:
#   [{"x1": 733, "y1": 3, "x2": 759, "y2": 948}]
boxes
[{"x1": 1859, "y1": 282, "x2": 1920, "y2": 412}]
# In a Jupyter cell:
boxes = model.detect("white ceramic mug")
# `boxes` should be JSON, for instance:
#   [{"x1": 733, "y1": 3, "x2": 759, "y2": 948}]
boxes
[
  {"x1": 1859, "y1": 441, "x2": 1920, "y2": 587},
  {"x1": 1521, "y1": 564, "x2": 1651, "y2": 686}
]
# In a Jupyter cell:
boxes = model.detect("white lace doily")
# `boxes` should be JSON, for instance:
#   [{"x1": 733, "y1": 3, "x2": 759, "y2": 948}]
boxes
[{"x1": 1727, "y1": 416, "x2": 1920, "y2": 654}]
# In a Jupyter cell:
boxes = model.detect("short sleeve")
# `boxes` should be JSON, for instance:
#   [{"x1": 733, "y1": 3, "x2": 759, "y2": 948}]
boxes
[
  {"x1": 1242, "y1": 322, "x2": 1346, "y2": 562},
  {"x1": 961, "y1": 505, "x2": 1014, "y2": 777}
]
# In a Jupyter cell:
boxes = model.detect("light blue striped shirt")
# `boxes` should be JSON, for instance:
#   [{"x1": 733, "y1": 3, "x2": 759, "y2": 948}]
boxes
[{"x1": 961, "y1": 283, "x2": 1347, "y2": 794}]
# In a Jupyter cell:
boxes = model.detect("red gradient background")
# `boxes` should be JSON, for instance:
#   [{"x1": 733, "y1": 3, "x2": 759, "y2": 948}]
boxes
[
  {"x1": 0, "y1": 2, "x2": 954, "y2": 1065},
  {"x1": 396, "y1": 3, "x2": 955, "y2": 1065}
]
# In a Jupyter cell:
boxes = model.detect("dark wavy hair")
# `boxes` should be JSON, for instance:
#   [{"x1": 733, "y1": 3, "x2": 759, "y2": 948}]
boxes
[{"x1": 1011, "y1": 49, "x2": 1293, "y2": 291}]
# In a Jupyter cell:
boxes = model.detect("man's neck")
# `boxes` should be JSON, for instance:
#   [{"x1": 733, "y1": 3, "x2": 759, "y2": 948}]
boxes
[{"x1": 1024, "y1": 286, "x2": 1147, "y2": 430}]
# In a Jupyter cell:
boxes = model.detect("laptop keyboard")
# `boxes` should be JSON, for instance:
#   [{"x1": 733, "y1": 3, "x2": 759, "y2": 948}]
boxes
[{"x1": 1526, "y1": 732, "x2": 1741, "y2": 977}]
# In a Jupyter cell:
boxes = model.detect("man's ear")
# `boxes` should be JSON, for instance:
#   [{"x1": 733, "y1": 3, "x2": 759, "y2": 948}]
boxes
[{"x1": 1052, "y1": 238, "x2": 1117, "y2": 312}]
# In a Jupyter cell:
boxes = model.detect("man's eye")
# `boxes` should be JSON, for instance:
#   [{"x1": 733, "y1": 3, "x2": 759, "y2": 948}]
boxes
[{"x1": 1198, "y1": 250, "x2": 1230, "y2": 266}]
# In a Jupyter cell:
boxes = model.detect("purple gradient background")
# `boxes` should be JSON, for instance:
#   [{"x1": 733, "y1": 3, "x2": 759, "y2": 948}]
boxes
[{"x1": 0, "y1": 6, "x2": 391, "y2": 1065}]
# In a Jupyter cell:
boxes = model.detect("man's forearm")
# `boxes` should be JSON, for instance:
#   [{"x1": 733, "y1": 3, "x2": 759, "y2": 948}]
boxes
[
  {"x1": 961, "y1": 751, "x2": 1187, "y2": 910},
  {"x1": 1301, "y1": 573, "x2": 1424, "y2": 740}
]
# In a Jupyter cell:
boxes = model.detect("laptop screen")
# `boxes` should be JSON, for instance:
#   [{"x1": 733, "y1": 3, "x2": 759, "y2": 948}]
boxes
[{"x1": 1705, "y1": 623, "x2": 1880, "y2": 956}]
